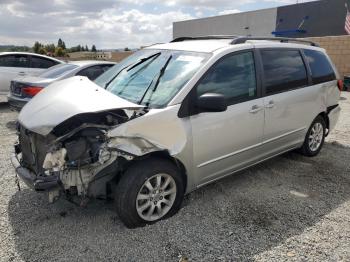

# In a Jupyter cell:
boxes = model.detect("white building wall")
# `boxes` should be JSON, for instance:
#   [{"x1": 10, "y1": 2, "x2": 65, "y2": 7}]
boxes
[{"x1": 173, "y1": 8, "x2": 278, "y2": 39}]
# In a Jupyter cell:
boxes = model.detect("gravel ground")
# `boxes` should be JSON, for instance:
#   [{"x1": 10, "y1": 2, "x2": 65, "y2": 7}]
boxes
[
  {"x1": 0, "y1": 95, "x2": 7, "y2": 103},
  {"x1": 0, "y1": 93, "x2": 349, "y2": 262}
]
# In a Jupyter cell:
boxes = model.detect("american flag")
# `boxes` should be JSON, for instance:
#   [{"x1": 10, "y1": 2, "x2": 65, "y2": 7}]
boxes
[{"x1": 345, "y1": 3, "x2": 350, "y2": 34}]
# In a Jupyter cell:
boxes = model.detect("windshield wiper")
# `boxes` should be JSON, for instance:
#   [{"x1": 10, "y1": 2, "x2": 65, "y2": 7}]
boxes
[
  {"x1": 104, "y1": 52, "x2": 161, "y2": 88},
  {"x1": 126, "y1": 52, "x2": 161, "y2": 72},
  {"x1": 138, "y1": 55, "x2": 172, "y2": 106}
]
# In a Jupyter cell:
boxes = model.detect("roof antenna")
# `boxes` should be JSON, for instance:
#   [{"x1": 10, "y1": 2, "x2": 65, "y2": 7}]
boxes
[{"x1": 298, "y1": 15, "x2": 309, "y2": 29}]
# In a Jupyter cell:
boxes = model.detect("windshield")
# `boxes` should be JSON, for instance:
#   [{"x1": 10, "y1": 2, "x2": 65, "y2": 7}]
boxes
[
  {"x1": 94, "y1": 64, "x2": 120, "y2": 87},
  {"x1": 40, "y1": 63, "x2": 78, "y2": 78},
  {"x1": 94, "y1": 53, "x2": 143, "y2": 87},
  {"x1": 99, "y1": 49, "x2": 209, "y2": 108}
]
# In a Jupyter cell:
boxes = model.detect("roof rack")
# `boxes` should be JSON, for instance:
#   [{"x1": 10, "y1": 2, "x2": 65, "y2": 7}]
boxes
[
  {"x1": 231, "y1": 36, "x2": 318, "y2": 46},
  {"x1": 171, "y1": 35, "x2": 238, "y2": 42},
  {"x1": 170, "y1": 35, "x2": 318, "y2": 47}
]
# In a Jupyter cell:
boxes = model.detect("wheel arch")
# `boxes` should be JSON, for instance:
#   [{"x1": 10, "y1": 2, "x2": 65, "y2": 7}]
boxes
[
  {"x1": 318, "y1": 111, "x2": 330, "y2": 135},
  {"x1": 120, "y1": 150, "x2": 188, "y2": 193}
]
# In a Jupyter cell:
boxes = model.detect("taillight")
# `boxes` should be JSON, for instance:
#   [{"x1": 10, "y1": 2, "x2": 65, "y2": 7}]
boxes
[
  {"x1": 337, "y1": 80, "x2": 344, "y2": 91},
  {"x1": 22, "y1": 86, "x2": 43, "y2": 97}
]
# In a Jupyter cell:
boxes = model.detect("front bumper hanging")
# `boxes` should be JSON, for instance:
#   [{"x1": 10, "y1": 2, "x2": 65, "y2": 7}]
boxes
[{"x1": 10, "y1": 151, "x2": 60, "y2": 191}]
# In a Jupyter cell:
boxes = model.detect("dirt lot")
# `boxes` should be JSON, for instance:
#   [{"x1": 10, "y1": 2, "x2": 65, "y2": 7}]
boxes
[{"x1": 0, "y1": 93, "x2": 349, "y2": 262}]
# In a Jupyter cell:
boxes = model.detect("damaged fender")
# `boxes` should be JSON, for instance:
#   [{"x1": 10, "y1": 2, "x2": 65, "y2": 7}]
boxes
[
  {"x1": 106, "y1": 104, "x2": 196, "y2": 193},
  {"x1": 107, "y1": 105, "x2": 189, "y2": 157}
]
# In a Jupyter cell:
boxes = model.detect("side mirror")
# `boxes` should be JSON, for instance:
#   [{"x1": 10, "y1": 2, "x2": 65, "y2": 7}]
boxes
[{"x1": 196, "y1": 93, "x2": 227, "y2": 113}]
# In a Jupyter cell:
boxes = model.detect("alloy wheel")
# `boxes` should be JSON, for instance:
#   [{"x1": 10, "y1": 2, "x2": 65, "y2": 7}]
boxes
[
  {"x1": 308, "y1": 122, "x2": 324, "y2": 152},
  {"x1": 136, "y1": 173, "x2": 177, "y2": 221}
]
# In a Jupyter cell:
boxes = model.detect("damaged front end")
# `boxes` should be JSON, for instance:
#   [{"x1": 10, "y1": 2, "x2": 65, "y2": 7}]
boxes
[
  {"x1": 11, "y1": 77, "x2": 151, "y2": 204},
  {"x1": 12, "y1": 108, "x2": 139, "y2": 203},
  {"x1": 12, "y1": 76, "x2": 189, "y2": 205}
]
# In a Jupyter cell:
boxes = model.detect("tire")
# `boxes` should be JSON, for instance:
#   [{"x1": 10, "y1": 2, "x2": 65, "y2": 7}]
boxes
[
  {"x1": 115, "y1": 157, "x2": 185, "y2": 228},
  {"x1": 300, "y1": 115, "x2": 326, "y2": 157}
]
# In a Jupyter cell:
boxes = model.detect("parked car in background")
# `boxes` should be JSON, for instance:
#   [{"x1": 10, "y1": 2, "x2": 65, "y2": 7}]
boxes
[
  {"x1": 0, "y1": 52, "x2": 63, "y2": 95},
  {"x1": 8, "y1": 60, "x2": 115, "y2": 110},
  {"x1": 11, "y1": 36, "x2": 341, "y2": 228}
]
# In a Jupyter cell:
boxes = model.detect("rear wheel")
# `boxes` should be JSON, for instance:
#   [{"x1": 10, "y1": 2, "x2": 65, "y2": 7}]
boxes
[
  {"x1": 300, "y1": 115, "x2": 326, "y2": 157},
  {"x1": 115, "y1": 158, "x2": 184, "y2": 228}
]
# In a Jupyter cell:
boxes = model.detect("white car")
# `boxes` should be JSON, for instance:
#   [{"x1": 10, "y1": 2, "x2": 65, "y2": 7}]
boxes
[{"x1": 0, "y1": 52, "x2": 63, "y2": 95}]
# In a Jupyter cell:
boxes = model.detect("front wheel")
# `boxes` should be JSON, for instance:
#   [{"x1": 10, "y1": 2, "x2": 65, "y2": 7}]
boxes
[
  {"x1": 115, "y1": 158, "x2": 185, "y2": 228},
  {"x1": 300, "y1": 115, "x2": 326, "y2": 157}
]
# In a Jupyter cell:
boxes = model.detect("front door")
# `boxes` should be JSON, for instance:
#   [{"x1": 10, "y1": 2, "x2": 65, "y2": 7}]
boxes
[{"x1": 189, "y1": 51, "x2": 265, "y2": 185}]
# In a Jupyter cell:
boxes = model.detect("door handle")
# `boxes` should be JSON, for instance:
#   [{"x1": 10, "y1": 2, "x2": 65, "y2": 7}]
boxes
[
  {"x1": 265, "y1": 100, "x2": 275, "y2": 108},
  {"x1": 18, "y1": 72, "x2": 26, "y2": 76},
  {"x1": 249, "y1": 105, "x2": 263, "y2": 114}
]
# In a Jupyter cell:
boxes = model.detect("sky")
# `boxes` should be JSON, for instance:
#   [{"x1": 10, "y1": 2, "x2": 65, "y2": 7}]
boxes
[{"x1": 0, "y1": 0, "x2": 316, "y2": 49}]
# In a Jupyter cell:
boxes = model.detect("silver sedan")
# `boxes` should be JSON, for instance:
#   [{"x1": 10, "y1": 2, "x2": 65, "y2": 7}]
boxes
[{"x1": 7, "y1": 60, "x2": 115, "y2": 110}]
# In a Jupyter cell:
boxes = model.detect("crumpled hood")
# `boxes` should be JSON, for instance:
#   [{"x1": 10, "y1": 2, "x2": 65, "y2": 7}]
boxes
[{"x1": 18, "y1": 76, "x2": 143, "y2": 136}]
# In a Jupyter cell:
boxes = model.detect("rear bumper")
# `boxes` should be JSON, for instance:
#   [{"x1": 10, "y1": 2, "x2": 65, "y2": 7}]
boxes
[
  {"x1": 10, "y1": 151, "x2": 60, "y2": 191},
  {"x1": 7, "y1": 95, "x2": 30, "y2": 111}
]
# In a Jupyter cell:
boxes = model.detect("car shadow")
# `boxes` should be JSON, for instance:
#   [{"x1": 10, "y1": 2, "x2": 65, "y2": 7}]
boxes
[
  {"x1": 0, "y1": 102, "x2": 9, "y2": 109},
  {"x1": 7, "y1": 141, "x2": 350, "y2": 261}
]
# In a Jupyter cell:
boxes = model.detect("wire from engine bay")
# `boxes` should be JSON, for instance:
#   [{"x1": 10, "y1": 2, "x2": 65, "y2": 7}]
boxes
[{"x1": 78, "y1": 160, "x2": 87, "y2": 198}]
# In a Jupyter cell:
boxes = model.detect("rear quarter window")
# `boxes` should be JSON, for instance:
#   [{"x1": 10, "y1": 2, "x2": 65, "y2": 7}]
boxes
[
  {"x1": 31, "y1": 56, "x2": 58, "y2": 69},
  {"x1": 76, "y1": 65, "x2": 107, "y2": 81},
  {"x1": 303, "y1": 49, "x2": 336, "y2": 84}
]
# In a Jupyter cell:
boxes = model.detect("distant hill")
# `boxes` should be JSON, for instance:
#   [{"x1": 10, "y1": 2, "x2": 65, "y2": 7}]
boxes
[{"x1": 0, "y1": 45, "x2": 32, "y2": 52}]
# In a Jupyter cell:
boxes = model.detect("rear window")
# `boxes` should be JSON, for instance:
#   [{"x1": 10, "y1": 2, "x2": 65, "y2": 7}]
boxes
[
  {"x1": 40, "y1": 64, "x2": 78, "y2": 78},
  {"x1": 303, "y1": 49, "x2": 336, "y2": 84},
  {"x1": 31, "y1": 56, "x2": 58, "y2": 69},
  {"x1": 261, "y1": 50, "x2": 308, "y2": 95}
]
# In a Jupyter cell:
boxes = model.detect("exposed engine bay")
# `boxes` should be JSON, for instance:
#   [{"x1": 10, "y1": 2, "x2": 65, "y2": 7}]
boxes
[{"x1": 17, "y1": 109, "x2": 144, "y2": 204}]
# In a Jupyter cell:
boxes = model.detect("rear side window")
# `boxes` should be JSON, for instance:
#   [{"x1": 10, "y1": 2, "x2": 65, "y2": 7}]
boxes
[
  {"x1": 196, "y1": 51, "x2": 257, "y2": 105},
  {"x1": 303, "y1": 49, "x2": 336, "y2": 84},
  {"x1": 31, "y1": 56, "x2": 58, "y2": 69},
  {"x1": 76, "y1": 65, "x2": 111, "y2": 81},
  {"x1": 0, "y1": 54, "x2": 29, "y2": 68},
  {"x1": 261, "y1": 50, "x2": 308, "y2": 95}
]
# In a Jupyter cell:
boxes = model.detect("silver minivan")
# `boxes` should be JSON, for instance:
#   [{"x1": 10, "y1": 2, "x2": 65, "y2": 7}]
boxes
[{"x1": 11, "y1": 37, "x2": 342, "y2": 228}]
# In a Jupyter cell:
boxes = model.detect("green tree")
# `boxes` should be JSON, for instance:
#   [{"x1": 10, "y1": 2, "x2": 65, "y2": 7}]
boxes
[
  {"x1": 58, "y1": 38, "x2": 63, "y2": 48},
  {"x1": 45, "y1": 43, "x2": 55, "y2": 53},
  {"x1": 91, "y1": 45, "x2": 97, "y2": 52},
  {"x1": 38, "y1": 47, "x2": 46, "y2": 55},
  {"x1": 124, "y1": 47, "x2": 130, "y2": 51},
  {"x1": 85, "y1": 45, "x2": 89, "y2": 51},
  {"x1": 55, "y1": 47, "x2": 65, "y2": 57},
  {"x1": 81, "y1": 46, "x2": 85, "y2": 51},
  {"x1": 57, "y1": 38, "x2": 66, "y2": 49},
  {"x1": 33, "y1": 41, "x2": 42, "y2": 53}
]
